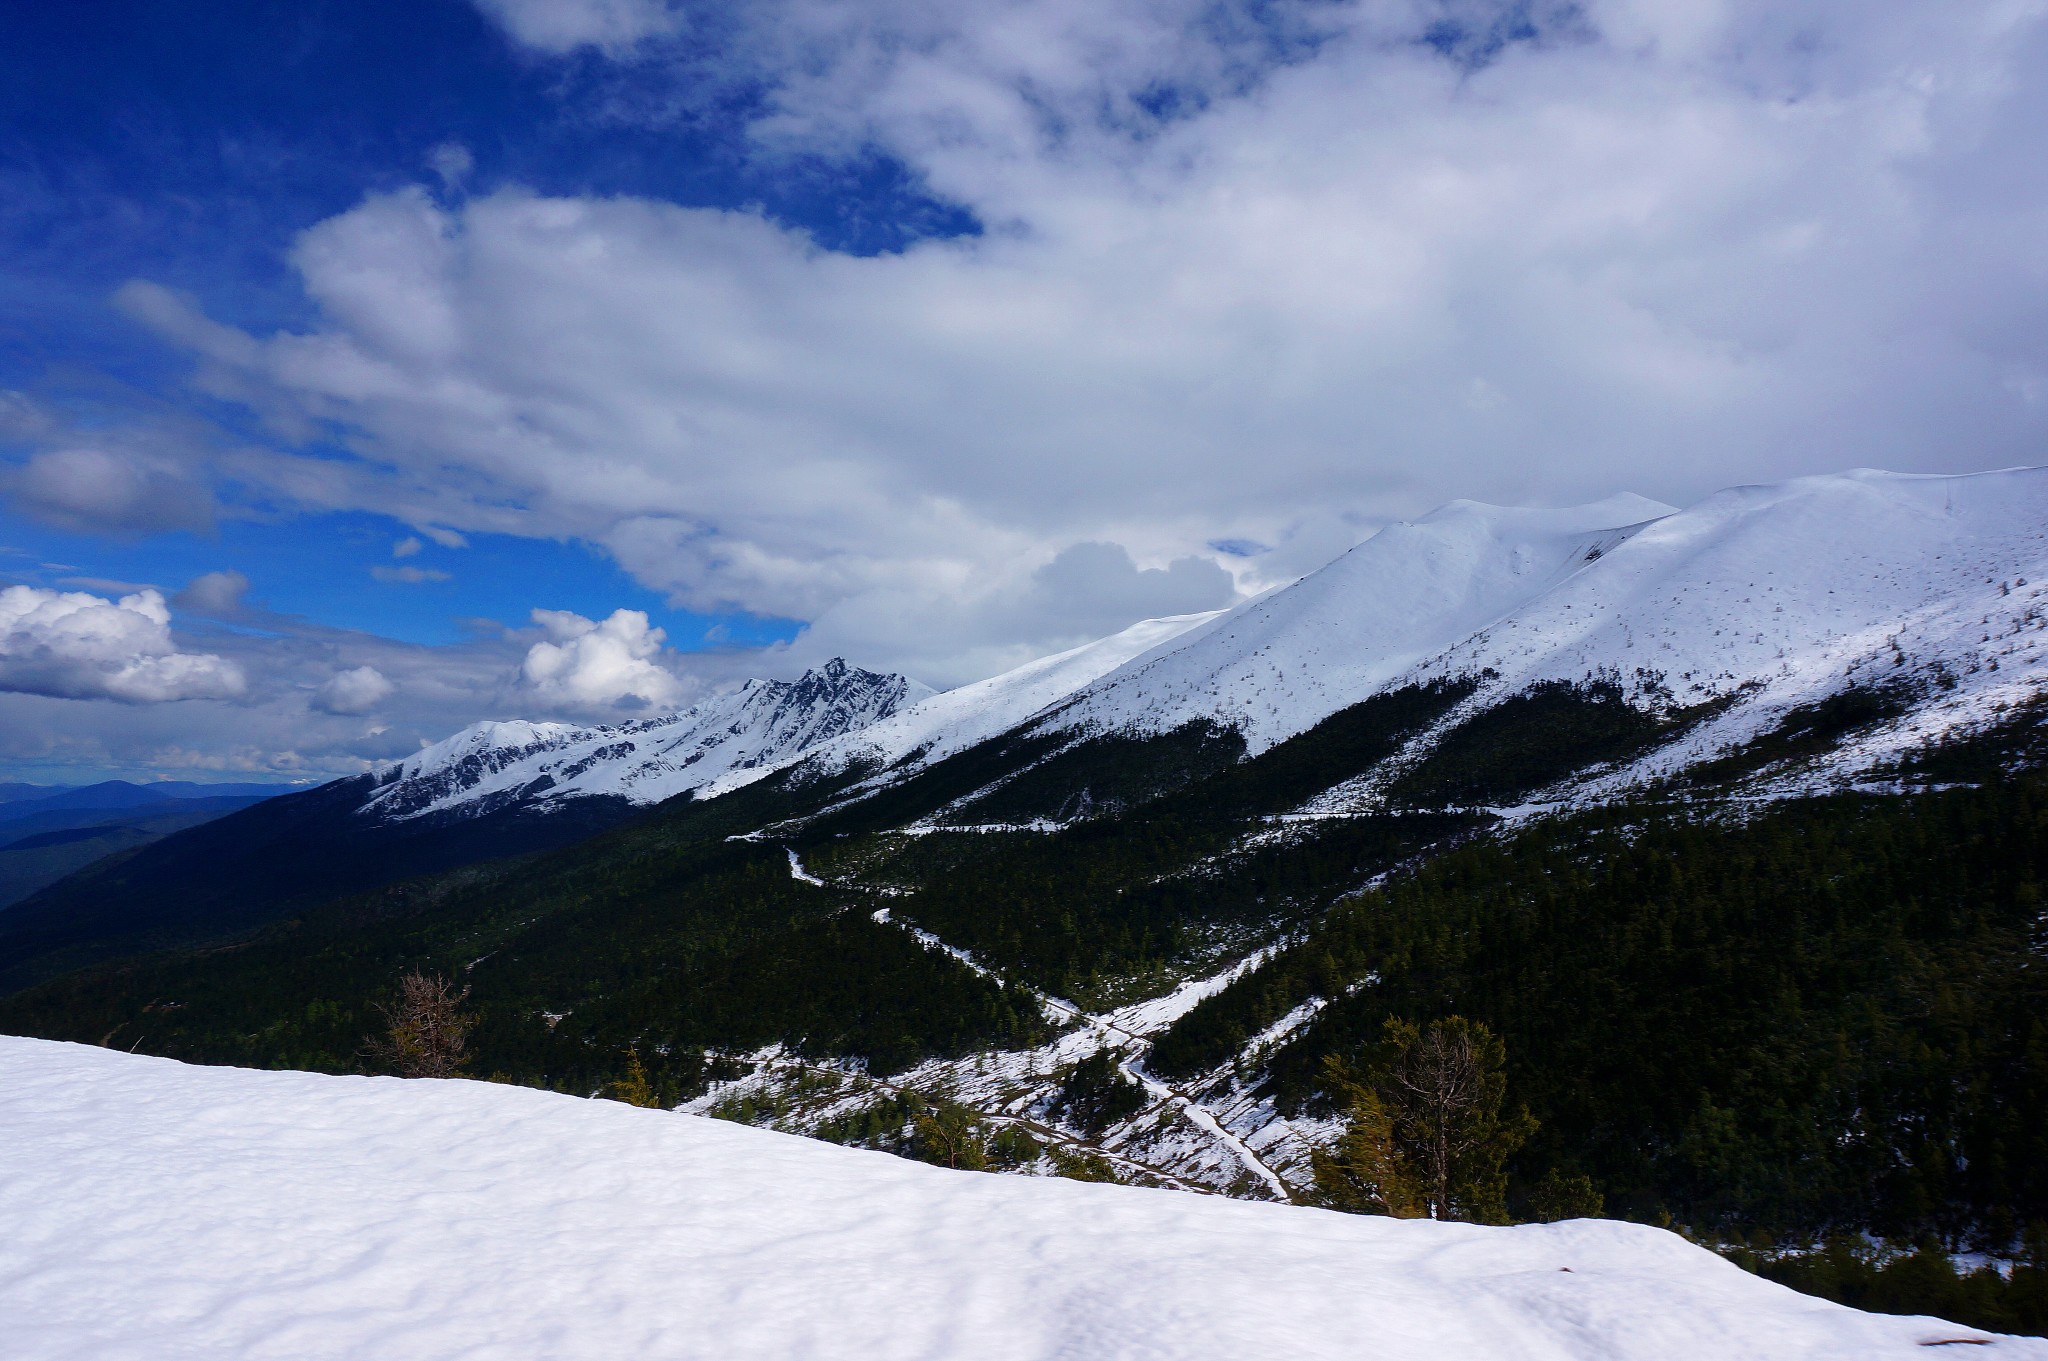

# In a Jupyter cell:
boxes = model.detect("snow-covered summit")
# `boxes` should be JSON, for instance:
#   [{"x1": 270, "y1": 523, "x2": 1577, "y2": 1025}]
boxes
[
  {"x1": 1420, "y1": 466, "x2": 2048, "y2": 699},
  {"x1": 364, "y1": 658, "x2": 932, "y2": 820},
  {"x1": 1019, "y1": 468, "x2": 2048, "y2": 786},
  {"x1": 364, "y1": 465, "x2": 2048, "y2": 826},
  {"x1": 4, "y1": 1036, "x2": 2024, "y2": 1361},
  {"x1": 1417, "y1": 466, "x2": 2048, "y2": 795},
  {"x1": 748, "y1": 611, "x2": 1224, "y2": 794},
  {"x1": 1040, "y1": 493, "x2": 1679, "y2": 752}
]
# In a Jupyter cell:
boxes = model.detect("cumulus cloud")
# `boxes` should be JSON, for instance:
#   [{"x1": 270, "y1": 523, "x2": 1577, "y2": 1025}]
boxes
[
  {"x1": 113, "y1": 0, "x2": 2048, "y2": 685},
  {"x1": 314, "y1": 665, "x2": 396, "y2": 715},
  {"x1": 520, "y1": 607, "x2": 687, "y2": 709},
  {"x1": 0, "y1": 585, "x2": 246, "y2": 703}
]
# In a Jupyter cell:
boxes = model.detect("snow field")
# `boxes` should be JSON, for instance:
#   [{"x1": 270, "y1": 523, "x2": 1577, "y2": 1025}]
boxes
[
  {"x1": 1054, "y1": 467, "x2": 2048, "y2": 794},
  {"x1": 778, "y1": 610, "x2": 1226, "y2": 790},
  {"x1": 3, "y1": 1037, "x2": 2031, "y2": 1361}
]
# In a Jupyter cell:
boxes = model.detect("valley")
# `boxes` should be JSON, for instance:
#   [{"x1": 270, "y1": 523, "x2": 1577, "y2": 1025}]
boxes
[{"x1": 3, "y1": 466, "x2": 2046, "y2": 1336}]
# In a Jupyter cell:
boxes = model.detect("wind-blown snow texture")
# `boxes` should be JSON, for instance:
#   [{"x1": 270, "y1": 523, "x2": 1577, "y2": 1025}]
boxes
[
  {"x1": 2, "y1": 1038, "x2": 2028, "y2": 1361},
  {"x1": 363, "y1": 659, "x2": 932, "y2": 819}
]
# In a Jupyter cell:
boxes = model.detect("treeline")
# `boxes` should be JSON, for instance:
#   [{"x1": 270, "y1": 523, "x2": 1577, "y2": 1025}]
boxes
[
  {"x1": 873, "y1": 809, "x2": 1476, "y2": 1004},
  {"x1": 1153, "y1": 777, "x2": 2048, "y2": 1243},
  {"x1": 1734, "y1": 1236, "x2": 2048, "y2": 1339},
  {"x1": 0, "y1": 823, "x2": 1046, "y2": 1094}
]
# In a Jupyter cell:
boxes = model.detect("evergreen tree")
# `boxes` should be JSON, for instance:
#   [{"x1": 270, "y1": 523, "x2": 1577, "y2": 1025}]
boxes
[
  {"x1": 1321, "y1": 1017, "x2": 1534, "y2": 1222},
  {"x1": 914, "y1": 1100, "x2": 989, "y2": 1170},
  {"x1": 1526, "y1": 1169, "x2": 1605, "y2": 1222},
  {"x1": 608, "y1": 1049, "x2": 661, "y2": 1108},
  {"x1": 1310, "y1": 1055, "x2": 1425, "y2": 1217}
]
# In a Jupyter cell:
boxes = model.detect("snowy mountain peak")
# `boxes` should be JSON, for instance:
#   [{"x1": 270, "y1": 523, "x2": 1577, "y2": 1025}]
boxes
[
  {"x1": 753, "y1": 612, "x2": 1228, "y2": 791},
  {"x1": 1041, "y1": 493, "x2": 1681, "y2": 752},
  {"x1": 363, "y1": 660, "x2": 933, "y2": 821},
  {"x1": 1040, "y1": 464, "x2": 2048, "y2": 795}
]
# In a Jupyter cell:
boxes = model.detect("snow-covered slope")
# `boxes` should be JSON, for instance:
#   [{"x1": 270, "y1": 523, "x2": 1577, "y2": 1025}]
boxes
[
  {"x1": 364, "y1": 659, "x2": 931, "y2": 820},
  {"x1": 1034, "y1": 468, "x2": 2048, "y2": 790},
  {"x1": 1040, "y1": 495, "x2": 1678, "y2": 753},
  {"x1": 739, "y1": 611, "x2": 1222, "y2": 793},
  {"x1": 3, "y1": 1037, "x2": 2027, "y2": 1361},
  {"x1": 1412, "y1": 467, "x2": 2048, "y2": 793},
  {"x1": 366, "y1": 466, "x2": 2048, "y2": 826}
]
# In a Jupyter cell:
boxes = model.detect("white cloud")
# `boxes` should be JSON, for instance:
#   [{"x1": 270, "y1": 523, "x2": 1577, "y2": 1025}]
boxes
[
  {"x1": 117, "y1": 0, "x2": 2048, "y2": 686},
  {"x1": 174, "y1": 570, "x2": 250, "y2": 616},
  {"x1": 315, "y1": 665, "x2": 396, "y2": 715},
  {"x1": 520, "y1": 607, "x2": 688, "y2": 709},
  {"x1": 428, "y1": 142, "x2": 474, "y2": 193},
  {"x1": 392, "y1": 536, "x2": 424, "y2": 558},
  {"x1": 6, "y1": 447, "x2": 213, "y2": 535},
  {"x1": 371, "y1": 564, "x2": 452, "y2": 584},
  {"x1": 471, "y1": 0, "x2": 680, "y2": 54},
  {"x1": 0, "y1": 585, "x2": 246, "y2": 704}
]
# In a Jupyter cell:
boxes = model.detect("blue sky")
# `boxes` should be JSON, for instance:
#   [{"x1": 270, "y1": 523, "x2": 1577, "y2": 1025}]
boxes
[
  {"x1": 0, "y1": 0, "x2": 956, "y2": 658},
  {"x1": 2, "y1": 0, "x2": 2045, "y2": 782}
]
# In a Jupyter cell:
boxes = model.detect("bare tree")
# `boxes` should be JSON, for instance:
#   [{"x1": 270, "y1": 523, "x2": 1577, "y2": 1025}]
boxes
[{"x1": 366, "y1": 969, "x2": 474, "y2": 1078}]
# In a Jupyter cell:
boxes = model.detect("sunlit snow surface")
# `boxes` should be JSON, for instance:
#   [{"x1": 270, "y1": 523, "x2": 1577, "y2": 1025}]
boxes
[
  {"x1": 1050, "y1": 469, "x2": 2048, "y2": 764},
  {"x1": 2, "y1": 1038, "x2": 2034, "y2": 1360}
]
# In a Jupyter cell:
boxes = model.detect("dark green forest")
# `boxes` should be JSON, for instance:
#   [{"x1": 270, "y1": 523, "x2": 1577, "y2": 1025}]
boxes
[{"x1": 1152, "y1": 778, "x2": 2048, "y2": 1246}]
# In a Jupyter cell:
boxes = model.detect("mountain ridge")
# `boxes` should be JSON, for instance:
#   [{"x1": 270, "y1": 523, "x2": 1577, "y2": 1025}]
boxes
[
  {"x1": 4, "y1": 463, "x2": 2047, "y2": 1285},
  {"x1": 362, "y1": 657, "x2": 932, "y2": 821}
]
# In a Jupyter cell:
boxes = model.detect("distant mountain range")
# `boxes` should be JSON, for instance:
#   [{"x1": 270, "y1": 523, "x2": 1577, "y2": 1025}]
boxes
[
  {"x1": 0, "y1": 780, "x2": 287, "y2": 912},
  {"x1": 8, "y1": 465, "x2": 2046, "y2": 983},
  {"x1": 0, "y1": 779, "x2": 290, "y2": 810},
  {"x1": 0, "y1": 659, "x2": 934, "y2": 986}
]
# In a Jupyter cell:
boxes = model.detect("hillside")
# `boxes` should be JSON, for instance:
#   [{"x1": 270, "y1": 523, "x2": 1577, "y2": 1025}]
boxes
[
  {"x1": 2, "y1": 1036, "x2": 2029, "y2": 1361},
  {"x1": 2, "y1": 464, "x2": 2046, "y2": 1310},
  {"x1": 1038, "y1": 468, "x2": 2048, "y2": 781},
  {"x1": 0, "y1": 660, "x2": 927, "y2": 991},
  {"x1": 0, "y1": 794, "x2": 271, "y2": 909}
]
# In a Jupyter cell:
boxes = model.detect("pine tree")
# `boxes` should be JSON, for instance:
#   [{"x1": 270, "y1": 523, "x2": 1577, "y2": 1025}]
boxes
[
  {"x1": 1317, "y1": 1016, "x2": 1535, "y2": 1222},
  {"x1": 914, "y1": 1100, "x2": 989, "y2": 1170},
  {"x1": 609, "y1": 1049, "x2": 661, "y2": 1108},
  {"x1": 1526, "y1": 1169, "x2": 1605, "y2": 1222},
  {"x1": 1379, "y1": 1016, "x2": 1534, "y2": 1222},
  {"x1": 1311, "y1": 1054, "x2": 1425, "y2": 1216}
]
